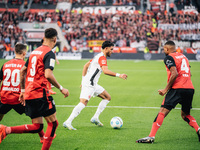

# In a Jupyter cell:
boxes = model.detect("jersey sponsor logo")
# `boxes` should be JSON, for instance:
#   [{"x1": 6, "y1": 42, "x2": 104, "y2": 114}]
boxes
[
  {"x1": 25, "y1": 124, "x2": 29, "y2": 129},
  {"x1": 50, "y1": 58, "x2": 55, "y2": 67},
  {"x1": 5, "y1": 64, "x2": 22, "y2": 68},
  {"x1": 28, "y1": 77, "x2": 34, "y2": 82},
  {"x1": 175, "y1": 55, "x2": 185, "y2": 59},
  {"x1": 2, "y1": 87, "x2": 19, "y2": 92},
  {"x1": 166, "y1": 60, "x2": 173, "y2": 67},
  {"x1": 157, "y1": 123, "x2": 161, "y2": 127},
  {"x1": 31, "y1": 51, "x2": 43, "y2": 55},
  {"x1": 101, "y1": 60, "x2": 106, "y2": 65}
]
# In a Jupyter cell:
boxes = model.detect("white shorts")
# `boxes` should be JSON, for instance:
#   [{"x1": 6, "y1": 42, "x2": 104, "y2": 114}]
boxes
[{"x1": 80, "y1": 84, "x2": 105, "y2": 100}]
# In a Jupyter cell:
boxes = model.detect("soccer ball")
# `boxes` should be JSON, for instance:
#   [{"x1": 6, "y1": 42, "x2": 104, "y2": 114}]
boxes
[{"x1": 110, "y1": 117, "x2": 123, "y2": 129}]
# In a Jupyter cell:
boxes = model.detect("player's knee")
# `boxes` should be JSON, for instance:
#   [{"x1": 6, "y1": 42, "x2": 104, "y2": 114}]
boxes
[
  {"x1": 53, "y1": 120, "x2": 59, "y2": 128},
  {"x1": 30, "y1": 123, "x2": 44, "y2": 133},
  {"x1": 107, "y1": 96, "x2": 111, "y2": 101},
  {"x1": 80, "y1": 99, "x2": 88, "y2": 106},
  {"x1": 105, "y1": 94, "x2": 111, "y2": 101},
  {"x1": 37, "y1": 124, "x2": 44, "y2": 133},
  {"x1": 181, "y1": 114, "x2": 187, "y2": 121}
]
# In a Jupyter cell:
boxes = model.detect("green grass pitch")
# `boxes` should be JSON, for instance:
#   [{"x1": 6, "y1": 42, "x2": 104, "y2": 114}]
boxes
[{"x1": 0, "y1": 59, "x2": 200, "y2": 150}]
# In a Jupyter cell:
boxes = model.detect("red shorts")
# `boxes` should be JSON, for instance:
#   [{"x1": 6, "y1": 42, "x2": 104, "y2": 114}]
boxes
[
  {"x1": 0, "y1": 101, "x2": 25, "y2": 115},
  {"x1": 161, "y1": 88, "x2": 194, "y2": 113},
  {"x1": 25, "y1": 96, "x2": 56, "y2": 119}
]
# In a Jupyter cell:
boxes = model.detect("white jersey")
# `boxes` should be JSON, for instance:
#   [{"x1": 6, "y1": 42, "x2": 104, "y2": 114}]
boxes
[{"x1": 82, "y1": 52, "x2": 107, "y2": 86}]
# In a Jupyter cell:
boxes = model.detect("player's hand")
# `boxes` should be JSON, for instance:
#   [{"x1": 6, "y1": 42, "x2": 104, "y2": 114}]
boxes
[
  {"x1": 158, "y1": 89, "x2": 167, "y2": 96},
  {"x1": 119, "y1": 74, "x2": 128, "y2": 80},
  {"x1": 80, "y1": 84, "x2": 82, "y2": 88},
  {"x1": 61, "y1": 88, "x2": 69, "y2": 98},
  {"x1": 56, "y1": 60, "x2": 60, "y2": 64},
  {"x1": 19, "y1": 92, "x2": 26, "y2": 106}
]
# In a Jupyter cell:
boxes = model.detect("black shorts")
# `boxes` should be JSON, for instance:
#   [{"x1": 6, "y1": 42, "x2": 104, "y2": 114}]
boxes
[
  {"x1": 25, "y1": 96, "x2": 56, "y2": 119},
  {"x1": 161, "y1": 88, "x2": 194, "y2": 113},
  {"x1": 0, "y1": 101, "x2": 25, "y2": 115}
]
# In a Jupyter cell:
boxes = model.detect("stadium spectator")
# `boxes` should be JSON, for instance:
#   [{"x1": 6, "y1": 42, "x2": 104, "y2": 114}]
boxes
[
  {"x1": 0, "y1": 9, "x2": 199, "y2": 52},
  {"x1": 0, "y1": 11, "x2": 25, "y2": 51},
  {"x1": 72, "y1": 0, "x2": 107, "y2": 5}
]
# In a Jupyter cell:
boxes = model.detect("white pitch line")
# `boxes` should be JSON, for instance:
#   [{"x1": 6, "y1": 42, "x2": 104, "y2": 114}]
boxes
[{"x1": 56, "y1": 105, "x2": 200, "y2": 110}]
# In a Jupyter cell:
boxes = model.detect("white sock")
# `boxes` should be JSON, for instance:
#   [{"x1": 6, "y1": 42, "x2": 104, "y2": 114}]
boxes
[
  {"x1": 65, "y1": 102, "x2": 85, "y2": 124},
  {"x1": 93, "y1": 99, "x2": 110, "y2": 119}
]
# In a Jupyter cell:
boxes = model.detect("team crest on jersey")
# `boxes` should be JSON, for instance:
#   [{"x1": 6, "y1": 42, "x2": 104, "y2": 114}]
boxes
[
  {"x1": 102, "y1": 60, "x2": 106, "y2": 64},
  {"x1": 50, "y1": 58, "x2": 55, "y2": 67},
  {"x1": 166, "y1": 60, "x2": 173, "y2": 67},
  {"x1": 88, "y1": 95, "x2": 91, "y2": 99}
]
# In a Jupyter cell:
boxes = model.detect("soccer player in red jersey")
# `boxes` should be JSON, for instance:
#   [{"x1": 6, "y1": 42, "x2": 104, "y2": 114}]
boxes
[
  {"x1": 0, "y1": 28, "x2": 69, "y2": 150},
  {"x1": 136, "y1": 41, "x2": 200, "y2": 143},
  {"x1": 0, "y1": 43, "x2": 45, "y2": 143},
  {"x1": 0, "y1": 43, "x2": 27, "y2": 121},
  {"x1": 41, "y1": 39, "x2": 58, "y2": 95}
]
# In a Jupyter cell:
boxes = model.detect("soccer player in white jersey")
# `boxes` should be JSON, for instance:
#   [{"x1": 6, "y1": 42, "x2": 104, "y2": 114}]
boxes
[{"x1": 63, "y1": 41, "x2": 128, "y2": 130}]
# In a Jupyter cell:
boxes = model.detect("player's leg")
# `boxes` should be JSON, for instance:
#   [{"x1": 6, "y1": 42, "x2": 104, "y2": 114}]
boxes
[
  {"x1": 136, "y1": 107, "x2": 170, "y2": 143},
  {"x1": 0, "y1": 102, "x2": 12, "y2": 121},
  {"x1": 91, "y1": 86, "x2": 111, "y2": 126},
  {"x1": 63, "y1": 86, "x2": 93, "y2": 130},
  {"x1": 0, "y1": 114, "x2": 4, "y2": 122},
  {"x1": 0, "y1": 117, "x2": 43, "y2": 143},
  {"x1": 137, "y1": 89, "x2": 178, "y2": 143},
  {"x1": 41, "y1": 113, "x2": 58, "y2": 150},
  {"x1": 180, "y1": 89, "x2": 200, "y2": 141},
  {"x1": 13, "y1": 103, "x2": 45, "y2": 143},
  {"x1": 149, "y1": 107, "x2": 170, "y2": 137},
  {"x1": 63, "y1": 98, "x2": 87, "y2": 130}
]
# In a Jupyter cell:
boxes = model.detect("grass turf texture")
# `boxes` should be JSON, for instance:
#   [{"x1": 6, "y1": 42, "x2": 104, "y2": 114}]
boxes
[{"x1": 0, "y1": 59, "x2": 200, "y2": 150}]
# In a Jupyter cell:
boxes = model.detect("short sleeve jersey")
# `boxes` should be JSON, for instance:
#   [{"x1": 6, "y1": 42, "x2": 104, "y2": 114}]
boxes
[
  {"x1": 24, "y1": 45, "x2": 55, "y2": 100},
  {"x1": 82, "y1": 52, "x2": 107, "y2": 86},
  {"x1": 164, "y1": 52, "x2": 194, "y2": 89},
  {"x1": 0, "y1": 59, "x2": 25, "y2": 104}
]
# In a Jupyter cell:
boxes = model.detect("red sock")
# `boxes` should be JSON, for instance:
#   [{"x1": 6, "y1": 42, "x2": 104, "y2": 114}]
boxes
[
  {"x1": 11, "y1": 123, "x2": 43, "y2": 134},
  {"x1": 38, "y1": 130, "x2": 45, "y2": 138},
  {"x1": 184, "y1": 115, "x2": 199, "y2": 132},
  {"x1": 149, "y1": 112, "x2": 165, "y2": 137},
  {"x1": 42, "y1": 120, "x2": 58, "y2": 150}
]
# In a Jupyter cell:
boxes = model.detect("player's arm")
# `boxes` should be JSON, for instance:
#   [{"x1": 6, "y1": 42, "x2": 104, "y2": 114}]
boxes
[
  {"x1": 158, "y1": 56, "x2": 178, "y2": 96},
  {"x1": 55, "y1": 55, "x2": 59, "y2": 64},
  {"x1": 0, "y1": 65, "x2": 3, "y2": 98},
  {"x1": 82, "y1": 60, "x2": 91, "y2": 76},
  {"x1": 101, "y1": 66, "x2": 127, "y2": 80},
  {"x1": 0, "y1": 65, "x2": 3, "y2": 86},
  {"x1": 19, "y1": 62, "x2": 28, "y2": 106},
  {"x1": 44, "y1": 51, "x2": 69, "y2": 98}
]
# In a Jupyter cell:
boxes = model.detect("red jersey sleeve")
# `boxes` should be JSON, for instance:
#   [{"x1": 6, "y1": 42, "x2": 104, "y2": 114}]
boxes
[
  {"x1": 98, "y1": 56, "x2": 107, "y2": 67},
  {"x1": 89, "y1": 59, "x2": 93, "y2": 63}
]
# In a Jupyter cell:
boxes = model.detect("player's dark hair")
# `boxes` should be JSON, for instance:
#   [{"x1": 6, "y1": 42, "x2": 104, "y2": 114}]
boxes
[
  {"x1": 15, "y1": 43, "x2": 27, "y2": 54},
  {"x1": 41, "y1": 39, "x2": 44, "y2": 44},
  {"x1": 45, "y1": 28, "x2": 57, "y2": 39},
  {"x1": 102, "y1": 41, "x2": 114, "y2": 49},
  {"x1": 164, "y1": 41, "x2": 175, "y2": 46}
]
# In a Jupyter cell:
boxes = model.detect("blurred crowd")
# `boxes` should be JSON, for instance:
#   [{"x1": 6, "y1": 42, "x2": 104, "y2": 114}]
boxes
[
  {"x1": 0, "y1": 8, "x2": 199, "y2": 51},
  {"x1": 7, "y1": 0, "x2": 58, "y2": 5},
  {"x1": 0, "y1": 11, "x2": 25, "y2": 51},
  {"x1": 71, "y1": 0, "x2": 140, "y2": 6}
]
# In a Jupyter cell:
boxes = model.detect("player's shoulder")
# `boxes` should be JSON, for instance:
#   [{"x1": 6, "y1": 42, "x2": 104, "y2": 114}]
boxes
[{"x1": 97, "y1": 52, "x2": 106, "y2": 59}]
